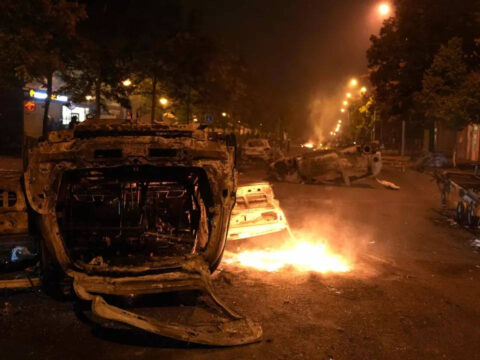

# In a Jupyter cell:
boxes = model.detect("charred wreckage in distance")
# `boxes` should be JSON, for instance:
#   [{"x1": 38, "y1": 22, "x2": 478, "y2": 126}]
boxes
[
  {"x1": 0, "y1": 119, "x2": 262, "y2": 346},
  {"x1": 269, "y1": 143, "x2": 383, "y2": 185}
]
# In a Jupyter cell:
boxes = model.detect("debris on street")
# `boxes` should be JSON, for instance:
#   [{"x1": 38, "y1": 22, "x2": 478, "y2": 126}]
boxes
[
  {"x1": 376, "y1": 178, "x2": 400, "y2": 190},
  {"x1": 471, "y1": 239, "x2": 480, "y2": 249}
]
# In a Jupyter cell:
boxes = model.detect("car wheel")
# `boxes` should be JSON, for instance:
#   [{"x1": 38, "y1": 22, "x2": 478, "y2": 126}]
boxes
[{"x1": 456, "y1": 201, "x2": 465, "y2": 225}]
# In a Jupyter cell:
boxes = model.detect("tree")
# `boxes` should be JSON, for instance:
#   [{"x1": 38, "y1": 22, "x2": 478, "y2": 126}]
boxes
[
  {"x1": 367, "y1": 0, "x2": 480, "y2": 126},
  {"x1": 0, "y1": 0, "x2": 85, "y2": 137},
  {"x1": 60, "y1": 0, "x2": 138, "y2": 117},
  {"x1": 418, "y1": 38, "x2": 480, "y2": 130},
  {"x1": 60, "y1": 37, "x2": 133, "y2": 117},
  {"x1": 348, "y1": 96, "x2": 377, "y2": 142}
]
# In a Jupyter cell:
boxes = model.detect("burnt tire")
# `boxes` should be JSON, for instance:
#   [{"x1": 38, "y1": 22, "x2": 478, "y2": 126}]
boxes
[
  {"x1": 456, "y1": 201, "x2": 465, "y2": 225},
  {"x1": 466, "y1": 204, "x2": 476, "y2": 227},
  {"x1": 41, "y1": 240, "x2": 73, "y2": 300}
]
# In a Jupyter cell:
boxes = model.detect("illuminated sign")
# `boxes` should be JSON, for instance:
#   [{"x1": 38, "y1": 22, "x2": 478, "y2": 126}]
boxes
[
  {"x1": 24, "y1": 101, "x2": 36, "y2": 112},
  {"x1": 28, "y1": 89, "x2": 68, "y2": 102}
]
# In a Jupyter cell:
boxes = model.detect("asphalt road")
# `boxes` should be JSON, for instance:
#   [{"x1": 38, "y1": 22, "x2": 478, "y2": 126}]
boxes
[{"x1": 1, "y1": 166, "x2": 480, "y2": 359}]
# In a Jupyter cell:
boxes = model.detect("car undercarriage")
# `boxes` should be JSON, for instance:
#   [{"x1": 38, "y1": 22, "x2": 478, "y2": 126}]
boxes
[{"x1": 1, "y1": 120, "x2": 262, "y2": 346}]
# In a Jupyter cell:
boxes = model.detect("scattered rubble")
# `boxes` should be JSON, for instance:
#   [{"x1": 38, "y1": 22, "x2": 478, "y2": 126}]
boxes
[{"x1": 471, "y1": 239, "x2": 480, "y2": 249}]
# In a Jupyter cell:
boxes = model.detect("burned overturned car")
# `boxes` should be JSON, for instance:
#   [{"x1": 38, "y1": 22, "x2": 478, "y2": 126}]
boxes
[
  {"x1": 228, "y1": 182, "x2": 288, "y2": 241},
  {"x1": 2, "y1": 120, "x2": 262, "y2": 346},
  {"x1": 269, "y1": 144, "x2": 382, "y2": 185}
]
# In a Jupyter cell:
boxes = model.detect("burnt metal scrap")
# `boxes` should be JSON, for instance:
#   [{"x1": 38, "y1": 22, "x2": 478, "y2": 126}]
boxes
[
  {"x1": 228, "y1": 182, "x2": 287, "y2": 241},
  {"x1": 1, "y1": 119, "x2": 262, "y2": 346},
  {"x1": 269, "y1": 144, "x2": 382, "y2": 185}
]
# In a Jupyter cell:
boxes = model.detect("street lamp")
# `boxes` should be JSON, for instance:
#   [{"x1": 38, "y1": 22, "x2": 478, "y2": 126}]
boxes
[
  {"x1": 343, "y1": 100, "x2": 348, "y2": 106},
  {"x1": 122, "y1": 79, "x2": 132, "y2": 87},
  {"x1": 378, "y1": 3, "x2": 390, "y2": 16},
  {"x1": 349, "y1": 78, "x2": 358, "y2": 87},
  {"x1": 159, "y1": 97, "x2": 168, "y2": 106},
  {"x1": 346, "y1": 93, "x2": 352, "y2": 98},
  {"x1": 360, "y1": 86, "x2": 367, "y2": 94},
  {"x1": 222, "y1": 112, "x2": 227, "y2": 117},
  {"x1": 85, "y1": 95, "x2": 94, "y2": 101},
  {"x1": 341, "y1": 108, "x2": 346, "y2": 113}
]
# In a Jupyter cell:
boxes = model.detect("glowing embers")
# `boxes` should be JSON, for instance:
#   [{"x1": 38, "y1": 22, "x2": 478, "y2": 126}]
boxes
[{"x1": 223, "y1": 235, "x2": 351, "y2": 273}]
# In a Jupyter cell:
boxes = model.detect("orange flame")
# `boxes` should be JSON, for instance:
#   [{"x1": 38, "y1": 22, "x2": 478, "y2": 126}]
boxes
[{"x1": 223, "y1": 240, "x2": 351, "y2": 273}]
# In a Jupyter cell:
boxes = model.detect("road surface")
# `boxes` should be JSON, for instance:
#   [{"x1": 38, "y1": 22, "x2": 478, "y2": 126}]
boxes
[{"x1": 1, "y1": 166, "x2": 480, "y2": 359}]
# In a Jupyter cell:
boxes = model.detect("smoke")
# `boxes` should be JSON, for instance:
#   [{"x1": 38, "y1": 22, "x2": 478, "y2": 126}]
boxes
[{"x1": 307, "y1": 90, "x2": 345, "y2": 145}]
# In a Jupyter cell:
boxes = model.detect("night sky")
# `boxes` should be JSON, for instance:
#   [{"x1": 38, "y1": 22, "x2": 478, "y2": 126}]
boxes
[{"x1": 183, "y1": 0, "x2": 387, "y2": 139}]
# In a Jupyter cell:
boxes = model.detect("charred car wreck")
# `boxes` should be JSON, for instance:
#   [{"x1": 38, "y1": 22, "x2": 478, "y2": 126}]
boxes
[
  {"x1": 269, "y1": 144, "x2": 382, "y2": 185},
  {"x1": 2, "y1": 120, "x2": 262, "y2": 346},
  {"x1": 228, "y1": 182, "x2": 288, "y2": 241}
]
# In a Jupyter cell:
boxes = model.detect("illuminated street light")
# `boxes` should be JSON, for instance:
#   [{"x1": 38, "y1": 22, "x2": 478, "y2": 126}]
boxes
[
  {"x1": 338, "y1": 120, "x2": 342, "y2": 124},
  {"x1": 222, "y1": 112, "x2": 227, "y2": 117},
  {"x1": 346, "y1": 93, "x2": 352, "y2": 98},
  {"x1": 360, "y1": 86, "x2": 367, "y2": 94},
  {"x1": 122, "y1": 79, "x2": 132, "y2": 87},
  {"x1": 341, "y1": 108, "x2": 345, "y2": 113},
  {"x1": 159, "y1": 97, "x2": 168, "y2": 106},
  {"x1": 343, "y1": 100, "x2": 348, "y2": 106},
  {"x1": 378, "y1": 3, "x2": 390, "y2": 16},
  {"x1": 350, "y1": 78, "x2": 358, "y2": 87},
  {"x1": 85, "y1": 95, "x2": 94, "y2": 101}
]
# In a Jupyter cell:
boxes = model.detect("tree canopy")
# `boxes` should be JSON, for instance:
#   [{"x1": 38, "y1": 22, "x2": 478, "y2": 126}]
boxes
[
  {"x1": 367, "y1": 0, "x2": 480, "y2": 126},
  {"x1": 418, "y1": 38, "x2": 480, "y2": 130}
]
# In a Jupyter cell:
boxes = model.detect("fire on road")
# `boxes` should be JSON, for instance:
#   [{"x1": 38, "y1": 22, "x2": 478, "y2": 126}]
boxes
[{"x1": 223, "y1": 228, "x2": 352, "y2": 273}]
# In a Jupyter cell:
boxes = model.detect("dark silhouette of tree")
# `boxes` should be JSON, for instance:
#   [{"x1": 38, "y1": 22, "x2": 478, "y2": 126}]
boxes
[
  {"x1": 61, "y1": 0, "x2": 140, "y2": 117},
  {"x1": 0, "y1": 0, "x2": 85, "y2": 137},
  {"x1": 367, "y1": 0, "x2": 479, "y2": 127}
]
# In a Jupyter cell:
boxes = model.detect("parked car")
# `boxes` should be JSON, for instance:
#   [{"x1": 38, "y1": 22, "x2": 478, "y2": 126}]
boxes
[{"x1": 241, "y1": 138, "x2": 272, "y2": 161}]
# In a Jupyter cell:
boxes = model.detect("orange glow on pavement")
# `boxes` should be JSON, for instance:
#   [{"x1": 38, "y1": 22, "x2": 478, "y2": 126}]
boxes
[{"x1": 224, "y1": 230, "x2": 351, "y2": 273}]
